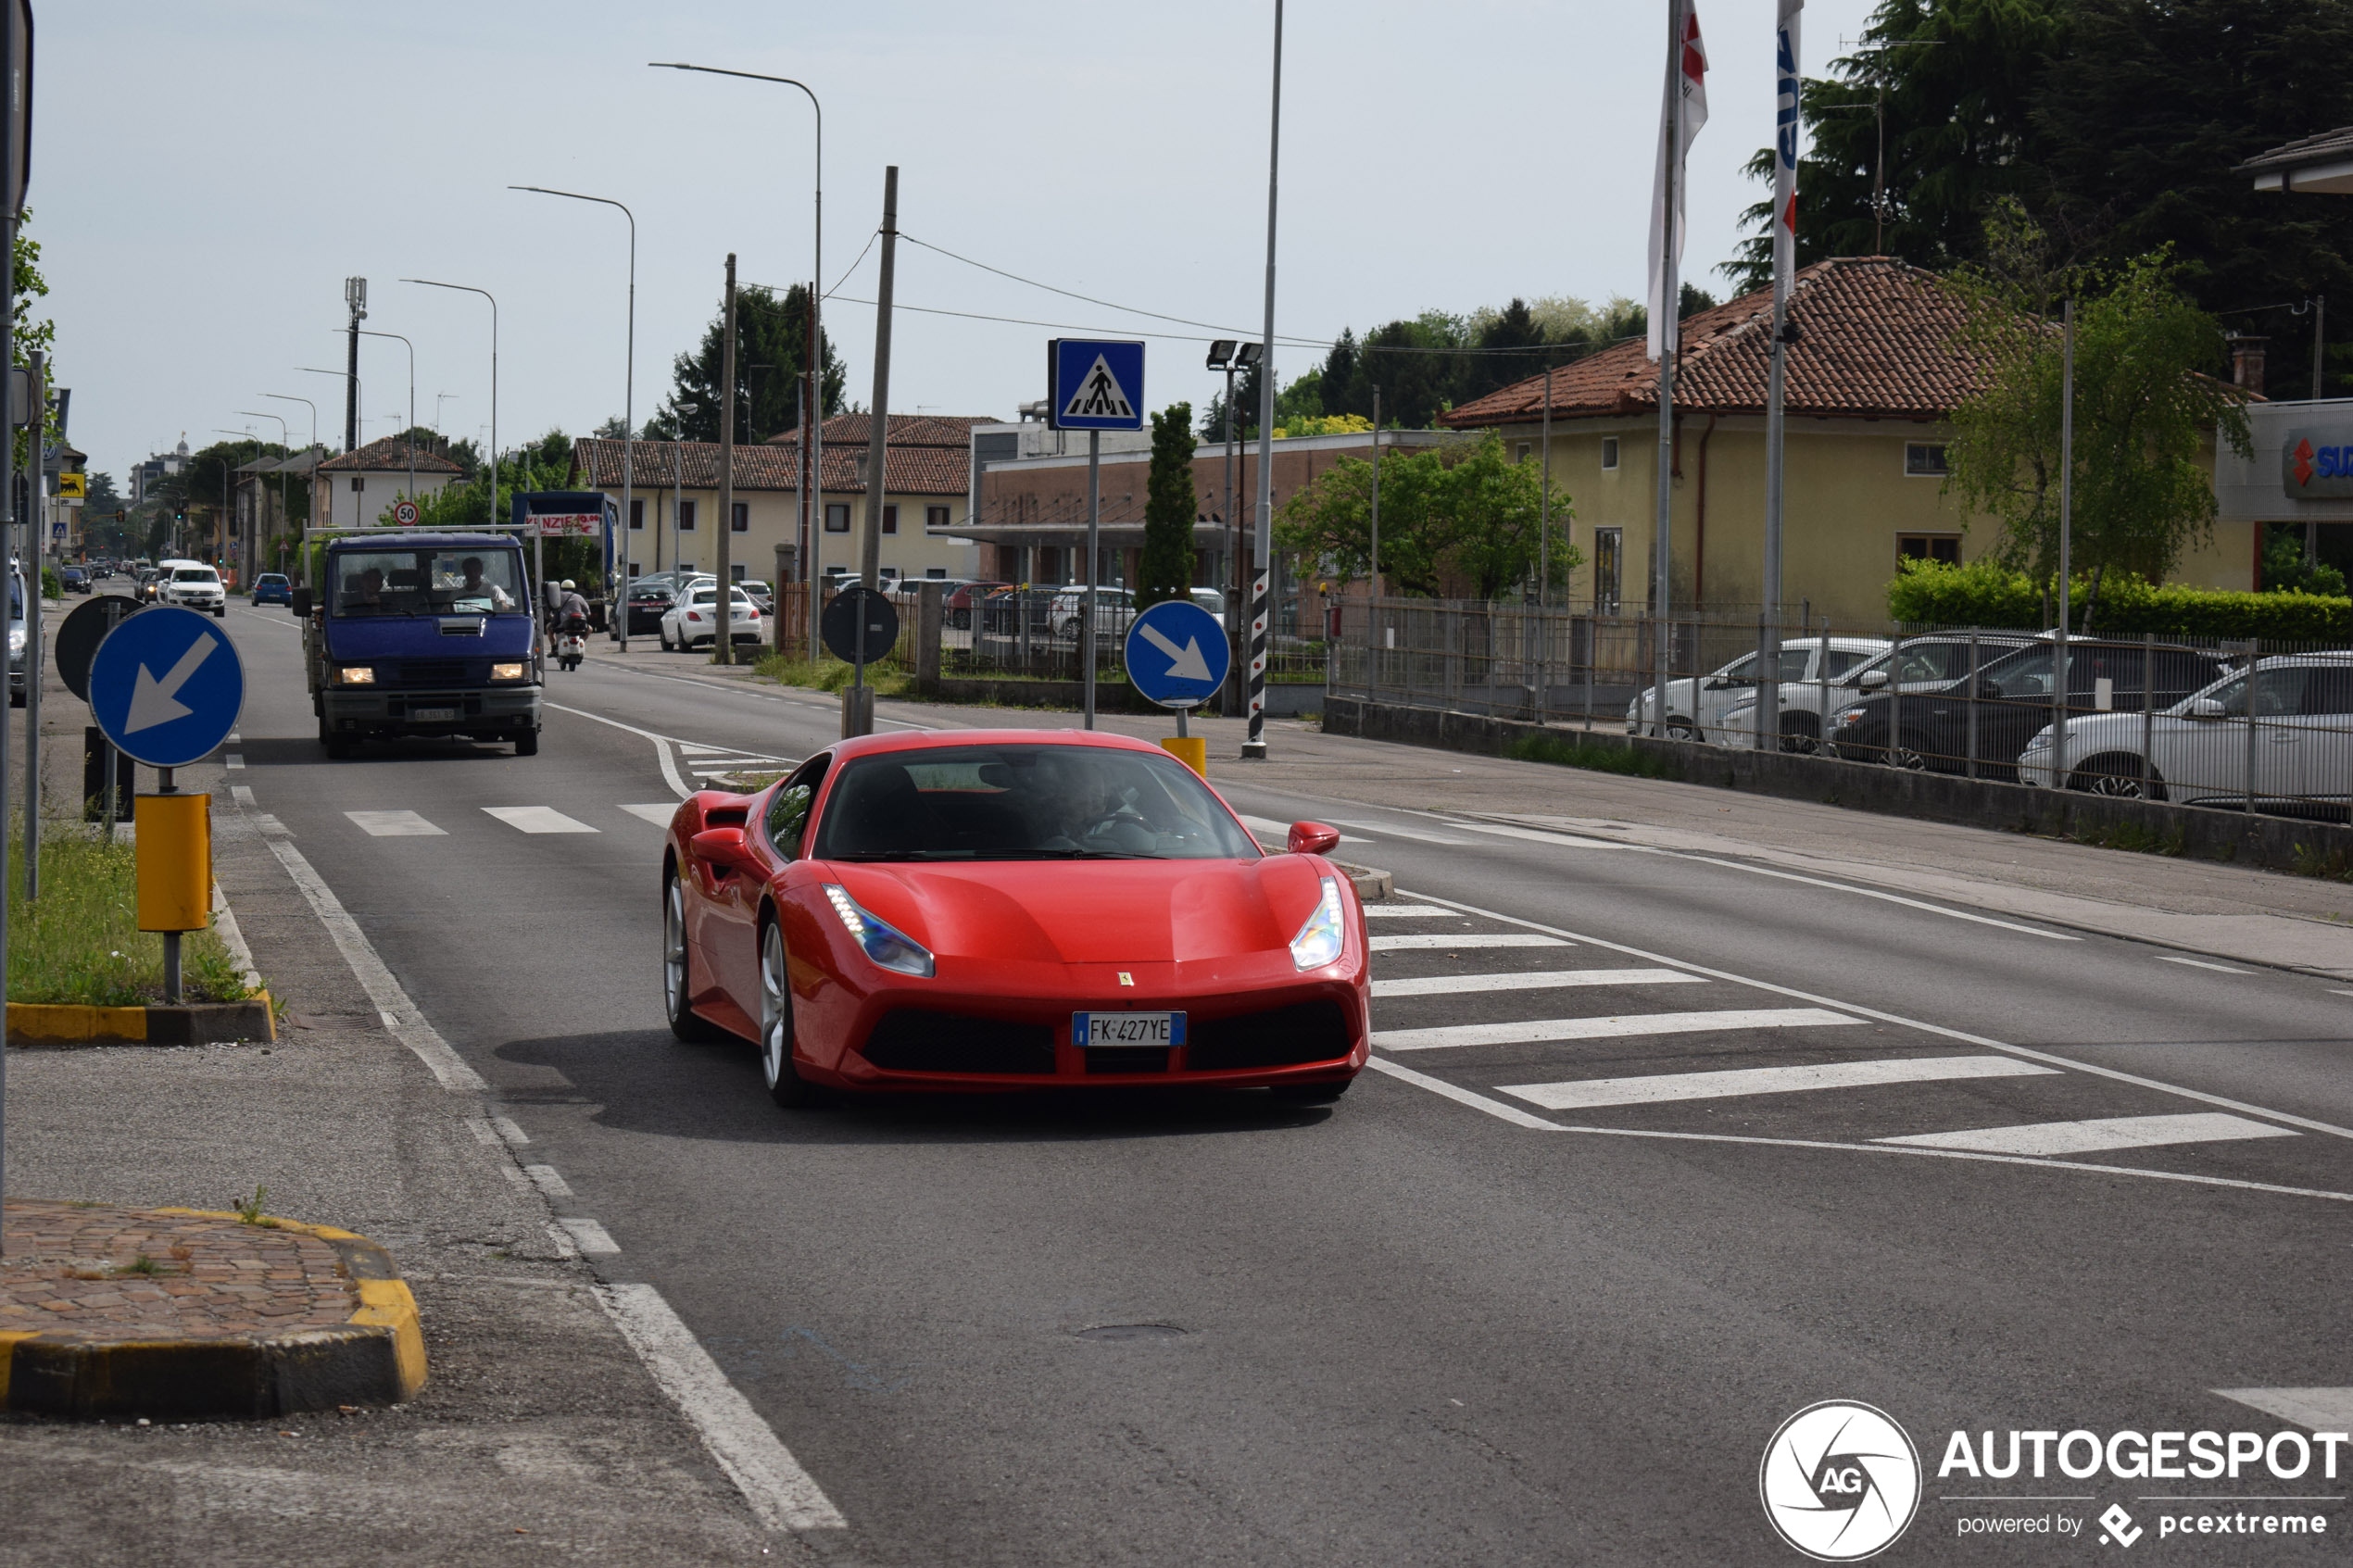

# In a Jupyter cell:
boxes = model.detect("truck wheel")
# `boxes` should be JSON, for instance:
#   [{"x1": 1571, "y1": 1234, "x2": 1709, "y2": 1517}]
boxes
[{"x1": 515, "y1": 729, "x2": 540, "y2": 757}]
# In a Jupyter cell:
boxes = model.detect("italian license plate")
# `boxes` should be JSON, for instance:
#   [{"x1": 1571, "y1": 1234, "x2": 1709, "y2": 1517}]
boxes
[
  {"x1": 411, "y1": 707, "x2": 459, "y2": 721},
  {"x1": 1074, "y1": 1010, "x2": 1186, "y2": 1047}
]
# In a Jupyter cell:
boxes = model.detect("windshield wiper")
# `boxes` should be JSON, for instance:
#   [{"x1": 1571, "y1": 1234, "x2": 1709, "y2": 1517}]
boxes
[{"x1": 826, "y1": 849, "x2": 976, "y2": 860}]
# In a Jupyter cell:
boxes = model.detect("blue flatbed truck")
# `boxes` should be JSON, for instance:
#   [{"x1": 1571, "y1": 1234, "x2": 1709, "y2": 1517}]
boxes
[{"x1": 294, "y1": 530, "x2": 542, "y2": 759}]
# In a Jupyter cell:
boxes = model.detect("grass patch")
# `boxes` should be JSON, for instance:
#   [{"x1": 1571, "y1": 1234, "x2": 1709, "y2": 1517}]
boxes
[
  {"x1": 2070, "y1": 819, "x2": 2189, "y2": 859},
  {"x1": 748, "y1": 651, "x2": 915, "y2": 699},
  {"x1": 8, "y1": 832, "x2": 257, "y2": 1005},
  {"x1": 2291, "y1": 841, "x2": 2353, "y2": 881},
  {"x1": 1505, "y1": 733, "x2": 1682, "y2": 780}
]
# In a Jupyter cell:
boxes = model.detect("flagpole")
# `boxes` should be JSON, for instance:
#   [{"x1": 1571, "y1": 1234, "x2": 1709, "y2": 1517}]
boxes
[
  {"x1": 1651, "y1": 0, "x2": 1684, "y2": 735},
  {"x1": 1761, "y1": 0, "x2": 1802, "y2": 751}
]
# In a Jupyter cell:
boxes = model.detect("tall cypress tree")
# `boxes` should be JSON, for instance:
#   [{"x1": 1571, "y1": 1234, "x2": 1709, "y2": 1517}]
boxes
[{"x1": 1138, "y1": 403, "x2": 1197, "y2": 611}]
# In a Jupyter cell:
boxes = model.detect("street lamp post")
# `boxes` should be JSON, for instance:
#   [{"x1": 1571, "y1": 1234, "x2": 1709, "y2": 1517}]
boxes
[
  {"x1": 652, "y1": 61, "x2": 823, "y2": 667},
  {"x1": 400, "y1": 279, "x2": 498, "y2": 576},
  {"x1": 508, "y1": 189, "x2": 637, "y2": 649},
  {"x1": 237, "y1": 409, "x2": 289, "y2": 571},
  {"x1": 1243, "y1": 0, "x2": 1284, "y2": 760},
  {"x1": 296, "y1": 368, "x2": 354, "y2": 524},
  {"x1": 263, "y1": 395, "x2": 319, "y2": 575},
  {"x1": 353, "y1": 329, "x2": 417, "y2": 506}
]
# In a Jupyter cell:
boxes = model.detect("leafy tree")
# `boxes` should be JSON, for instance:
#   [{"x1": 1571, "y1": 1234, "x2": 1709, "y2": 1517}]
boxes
[
  {"x1": 2262, "y1": 524, "x2": 2350, "y2": 596},
  {"x1": 1274, "y1": 433, "x2": 1576, "y2": 598},
  {"x1": 12, "y1": 214, "x2": 51, "y2": 469},
  {"x1": 407, "y1": 429, "x2": 572, "y2": 532},
  {"x1": 1944, "y1": 216, "x2": 2251, "y2": 627},
  {"x1": 1136, "y1": 404, "x2": 1197, "y2": 611},
  {"x1": 648, "y1": 282, "x2": 844, "y2": 445}
]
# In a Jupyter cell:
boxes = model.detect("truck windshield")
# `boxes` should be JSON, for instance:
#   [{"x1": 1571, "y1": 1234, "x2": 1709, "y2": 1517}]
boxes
[{"x1": 332, "y1": 549, "x2": 523, "y2": 617}]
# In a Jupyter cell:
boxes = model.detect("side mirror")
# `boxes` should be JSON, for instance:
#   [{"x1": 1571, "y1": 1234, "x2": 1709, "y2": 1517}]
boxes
[
  {"x1": 689, "y1": 825, "x2": 755, "y2": 872},
  {"x1": 289, "y1": 587, "x2": 313, "y2": 618},
  {"x1": 2188, "y1": 697, "x2": 2226, "y2": 721},
  {"x1": 1857, "y1": 669, "x2": 1889, "y2": 691},
  {"x1": 1287, "y1": 822, "x2": 1342, "y2": 857}
]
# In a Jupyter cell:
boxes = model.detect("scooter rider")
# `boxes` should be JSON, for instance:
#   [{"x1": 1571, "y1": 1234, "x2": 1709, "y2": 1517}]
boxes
[{"x1": 550, "y1": 578, "x2": 590, "y2": 656}]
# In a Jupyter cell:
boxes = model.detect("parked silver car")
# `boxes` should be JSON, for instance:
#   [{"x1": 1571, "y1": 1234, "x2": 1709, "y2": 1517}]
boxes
[{"x1": 1629, "y1": 636, "x2": 1891, "y2": 744}]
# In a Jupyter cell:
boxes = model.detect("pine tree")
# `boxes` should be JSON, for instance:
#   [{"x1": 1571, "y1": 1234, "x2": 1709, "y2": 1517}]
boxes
[{"x1": 1137, "y1": 404, "x2": 1197, "y2": 611}]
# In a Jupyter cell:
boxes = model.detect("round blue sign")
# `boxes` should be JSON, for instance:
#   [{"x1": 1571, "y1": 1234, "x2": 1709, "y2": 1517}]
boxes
[
  {"x1": 1124, "y1": 597, "x2": 1230, "y2": 710},
  {"x1": 88, "y1": 605, "x2": 245, "y2": 768}
]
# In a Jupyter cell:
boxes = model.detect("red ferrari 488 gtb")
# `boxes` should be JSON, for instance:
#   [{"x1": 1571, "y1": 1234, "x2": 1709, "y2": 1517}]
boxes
[{"x1": 661, "y1": 730, "x2": 1370, "y2": 1107}]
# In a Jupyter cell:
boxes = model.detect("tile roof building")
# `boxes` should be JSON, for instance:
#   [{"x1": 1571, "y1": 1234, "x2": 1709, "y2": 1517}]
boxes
[{"x1": 310, "y1": 433, "x2": 466, "y2": 531}]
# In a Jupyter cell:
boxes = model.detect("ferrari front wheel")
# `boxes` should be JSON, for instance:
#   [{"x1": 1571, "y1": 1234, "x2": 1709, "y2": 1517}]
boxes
[
  {"x1": 663, "y1": 871, "x2": 725, "y2": 1043},
  {"x1": 760, "y1": 920, "x2": 824, "y2": 1107}
]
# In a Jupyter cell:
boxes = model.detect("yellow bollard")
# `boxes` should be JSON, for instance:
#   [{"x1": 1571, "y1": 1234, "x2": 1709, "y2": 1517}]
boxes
[
  {"x1": 1158, "y1": 735, "x2": 1208, "y2": 779},
  {"x1": 134, "y1": 794, "x2": 212, "y2": 933}
]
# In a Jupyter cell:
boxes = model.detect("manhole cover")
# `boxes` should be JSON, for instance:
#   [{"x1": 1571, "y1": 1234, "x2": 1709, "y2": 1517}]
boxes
[{"x1": 1076, "y1": 1323, "x2": 1187, "y2": 1341}]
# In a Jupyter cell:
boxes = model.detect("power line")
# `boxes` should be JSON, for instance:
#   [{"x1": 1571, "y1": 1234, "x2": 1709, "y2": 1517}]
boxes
[{"x1": 899, "y1": 232, "x2": 1329, "y2": 346}]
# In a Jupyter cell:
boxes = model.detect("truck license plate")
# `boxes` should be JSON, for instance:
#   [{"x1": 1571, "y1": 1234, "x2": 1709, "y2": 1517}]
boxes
[
  {"x1": 411, "y1": 707, "x2": 459, "y2": 721},
  {"x1": 1074, "y1": 1011, "x2": 1186, "y2": 1047}
]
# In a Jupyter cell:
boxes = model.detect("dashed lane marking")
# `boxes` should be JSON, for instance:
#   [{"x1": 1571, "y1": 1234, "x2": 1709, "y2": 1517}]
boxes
[
  {"x1": 1498, "y1": 1054, "x2": 2055, "y2": 1111},
  {"x1": 1370, "y1": 933, "x2": 1570, "y2": 952},
  {"x1": 557, "y1": 1217, "x2": 622, "y2": 1255},
  {"x1": 484, "y1": 806, "x2": 598, "y2": 834},
  {"x1": 620, "y1": 803, "x2": 677, "y2": 825},
  {"x1": 1877, "y1": 1112, "x2": 2295, "y2": 1157},
  {"x1": 2158, "y1": 955, "x2": 2253, "y2": 975},
  {"x1": 1319, "y1": 817, "x2": 1474, "y2": 846},
  {"x1": 1373, "y1": 968, "x2": 1705, "y2": 999},
  {"x1": 1378, "y1": 1006, "x2": 1857, "y2": 1053},
  {"x1": 346, "y1": 809, "x2": 447, "y2": 837},
  {"x1": 1361, "y1": 903, "x2": 1465, "y2": 919}
]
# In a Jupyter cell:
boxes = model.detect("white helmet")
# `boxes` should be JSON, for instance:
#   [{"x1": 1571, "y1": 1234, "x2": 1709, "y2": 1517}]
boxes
[{"x1": 560, "y1": 579, "x2": 576, "y2": 590}]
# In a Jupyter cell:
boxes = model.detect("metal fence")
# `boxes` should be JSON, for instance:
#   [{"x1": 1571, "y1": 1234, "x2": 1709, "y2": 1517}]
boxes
[{"x1": 1327, "y1": 598, "x2": 2353, "y2": 820}]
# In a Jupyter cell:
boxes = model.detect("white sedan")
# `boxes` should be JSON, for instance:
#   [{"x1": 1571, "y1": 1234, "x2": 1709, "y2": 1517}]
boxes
[
  {"x1": 1628, "y1": 636, "x2": 1890, "y2": 744},
  {"x1": 660, "y1": 583, "x2": 764, "y2": 651}
]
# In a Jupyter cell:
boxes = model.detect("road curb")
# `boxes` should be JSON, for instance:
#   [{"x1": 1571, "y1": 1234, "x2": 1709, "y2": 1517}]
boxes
[
  {"x1": 0, "y1": 1209, "x2": 425, "y2": 1420},
  {"x1": 6, "y1": 994, "x2": 276, "y2": 1048},
  {"x1": 1335, "y1": 861, "x2": 1393, "y2": 903}
]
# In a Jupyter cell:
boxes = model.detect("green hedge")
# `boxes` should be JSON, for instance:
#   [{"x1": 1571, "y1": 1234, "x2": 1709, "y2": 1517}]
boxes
[{"x1": 1887, "y1": 558, "x2": 2353, "y2": 642}]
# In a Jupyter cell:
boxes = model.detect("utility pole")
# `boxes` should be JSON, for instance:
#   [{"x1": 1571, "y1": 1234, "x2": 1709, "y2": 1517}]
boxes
[
  {"x1": 716, "y1": 253, "x2": 736, "y2": 665},
  {"x1": 1652, "y1": 0, "x2": 1684, "y2": 735},
  {"x1": 846, "y1": 166, "x2": 898, "y2": 738},
  {"x1": 344, "y1": 277, "x2": 365, "y2": 453},
  {"x1": 2055, "y1": 297, "x2": 2075, "y2": 782},
  {"x1": 1242, "y1": 0, "x2": 1284, "y2": 761},
  {"x1": 1761, "y1": 0, "x2": 1801, "y2": 751}
]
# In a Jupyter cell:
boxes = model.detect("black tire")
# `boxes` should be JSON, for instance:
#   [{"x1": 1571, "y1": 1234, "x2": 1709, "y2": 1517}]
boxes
[
  {"x1": 759, "y1": 918, "x2": 825, "y2": 1107},
  {"x1": 664, "y1": 870, "x2": 727, "y2": 1043},
  {"x1": 515, "y1": 729, "x2": 540, "y2": 757},
  {"x1": 1663, "y1": 719, "x2": 1698, "y2": 743},
  {"x1": 1888, "y1": 735, "x2": 1932, "y2": 771},
  {"x1": 2070, "y1": 753, "x2": 2163, "y2": 800},
  {"x1": 1268, "y1": 1079, "x2": 1351, "y2": 1106},
  {"x1": 212, "y1": 606, "x2": 226, "y2": 618}
]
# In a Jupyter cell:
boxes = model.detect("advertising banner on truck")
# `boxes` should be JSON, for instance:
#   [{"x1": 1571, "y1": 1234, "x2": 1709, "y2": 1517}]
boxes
[{"x1": 511, "y1": 491, "x2": 617, "y2": 538}]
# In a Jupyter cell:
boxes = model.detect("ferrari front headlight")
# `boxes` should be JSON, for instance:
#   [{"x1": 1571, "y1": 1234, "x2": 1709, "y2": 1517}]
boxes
[
  {"x1": 1289, "y1": 875, "x2": 1346, "y2": 972},
  {"x1": 824, "y1": 884, "x2": 935, "y2": 978}
]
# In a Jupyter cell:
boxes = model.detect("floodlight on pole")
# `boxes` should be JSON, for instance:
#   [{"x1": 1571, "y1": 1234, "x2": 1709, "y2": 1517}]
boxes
[
  {"x1": 1205, "y1": 341, "x2": 1237, "y2": 370},
  {"x1": 354, "y1": 328, "x2": 417, "y2": 503}
]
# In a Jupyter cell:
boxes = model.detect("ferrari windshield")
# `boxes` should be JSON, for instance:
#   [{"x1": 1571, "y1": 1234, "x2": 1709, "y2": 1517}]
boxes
[
  {"x1": 813, "y1": 745, "x2": 1261, "y2": 861},
  {"x1": 331, "y1": 549, "x2": 523, "y2": 617}
]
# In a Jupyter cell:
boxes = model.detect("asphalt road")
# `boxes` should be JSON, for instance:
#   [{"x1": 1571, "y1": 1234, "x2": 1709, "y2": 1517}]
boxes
[{"x1": 222, "y1": 605, "x2": 2353, "y2": 1565}]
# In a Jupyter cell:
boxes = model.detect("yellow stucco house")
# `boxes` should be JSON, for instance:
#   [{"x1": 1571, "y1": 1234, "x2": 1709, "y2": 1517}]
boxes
[{"x1": 1440, "y1": 257, "x2": 2254, "y2": 630}]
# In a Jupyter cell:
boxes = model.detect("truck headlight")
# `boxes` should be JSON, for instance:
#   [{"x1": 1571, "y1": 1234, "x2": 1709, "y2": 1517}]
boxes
[
  {"x1": 491, "y1": 662, "x2": 527, "y2": 682},
  {"x1": 1289, "y1": 875, "x2": 1347, "y2": 971},
  {"x1": 333, "y1": 665, "x2": 376, "y2": 684}
]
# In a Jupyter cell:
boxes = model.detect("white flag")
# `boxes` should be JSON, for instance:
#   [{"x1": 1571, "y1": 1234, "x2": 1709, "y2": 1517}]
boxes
[
  {"x1": 1647, "y1": 0, "x2": 1710, "y2": 361},
  {"x1": 1774, "y1": 0, "x2": 1804, "y2": 298}
]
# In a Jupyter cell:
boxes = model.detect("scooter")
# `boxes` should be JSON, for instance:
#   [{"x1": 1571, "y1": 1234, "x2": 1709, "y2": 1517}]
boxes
[{"x1": 555, "y1": 611, "x2": 589, "y2": 672}]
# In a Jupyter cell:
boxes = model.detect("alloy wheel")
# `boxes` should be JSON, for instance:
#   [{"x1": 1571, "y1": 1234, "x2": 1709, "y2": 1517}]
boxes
[
  {"x1": 664, "y1": 881, "x2": 688, "y2": 1020},
  {"x1": 761, "y1": 923, "x2": 788, "y2": 1090}
]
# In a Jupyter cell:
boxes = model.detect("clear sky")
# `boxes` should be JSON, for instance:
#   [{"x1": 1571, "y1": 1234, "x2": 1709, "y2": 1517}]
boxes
[{"x1": 45, "y1": 0, "x2": 1879, "y2": 483}]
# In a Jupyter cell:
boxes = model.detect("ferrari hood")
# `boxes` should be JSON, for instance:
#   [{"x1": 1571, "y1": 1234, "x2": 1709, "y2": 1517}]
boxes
[{"x1": 826, "y1": 856, "x2": 1331, "y2": 965}]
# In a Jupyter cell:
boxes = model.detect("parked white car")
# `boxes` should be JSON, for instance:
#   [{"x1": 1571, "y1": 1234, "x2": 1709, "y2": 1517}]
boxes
[
  {"x1": 1628, "y1": 637, "x2": 1891, "y2": 744},
  {"x1": 157, "y1": 558, "x2": 227, "y2": 618},
  {"x1": 659, "y1": 583, "x2": 763, "y2": 651},
  {"x1": 1720, "y1": 633, "x2": 2035, "y2": 752},
  {"x1": 1048, "y1": 585, "x2": 1136, "y2": 642},
  {"x1": 2016, "y1": 653, "x2": 2350, "y2": 809}
]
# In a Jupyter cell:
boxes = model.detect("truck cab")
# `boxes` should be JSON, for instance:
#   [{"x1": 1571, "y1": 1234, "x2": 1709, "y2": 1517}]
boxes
[{"x1": 296, "y1": 532, "x2": 541, "y2": 759}]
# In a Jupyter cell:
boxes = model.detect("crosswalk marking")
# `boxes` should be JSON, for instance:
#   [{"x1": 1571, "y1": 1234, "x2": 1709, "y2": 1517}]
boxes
[
  {"x1": 483, "y1": 806, "x2": 598, "y2": 834},
  {"x1": 620, "y1": 803, "x2": 678, "y2": 826},
  {"x1": 673, "y1": 744, "x2": 731, "y2": 756},
  {"x1": 1875, "y1": 1111, "x2": 2294, "y2": 1157},
  {"x1": 1239, "y1": 813, "x2": 1369, "y2": 845},
  {"x1": 2213, "y1": 1388, "x2": 2353, "y2": 1431},
  {"x1": 1499, "y1": 1054, "x2": 2055, "y2": 1111},
  {"x1": 1370, "y1": 933, "x2": 1570, "y2": 952},
  {"x1": 1378, "y1": 1006, "x2": 1856, "y2": 1052},
  {"x1": 1362, "y1": 904, "x2": 1464, "y2": 919},
  {"x1": 346, "y1": 809, "x2": 447, "y2": 837},
  {"x1": 1373, "y1": 968, "x2": 1705, "y2": 999}
]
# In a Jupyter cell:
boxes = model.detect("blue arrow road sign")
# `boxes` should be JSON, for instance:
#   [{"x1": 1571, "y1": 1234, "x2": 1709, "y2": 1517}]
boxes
[
  {"x1": 88, "y1": 605, "x2": 245, "y2": 769},
  {"x1": 1049, "y1": 339, "x2": 1146, "y2": 431},
  {"x1": 1124, "y1": 597, "x2": 1230, "y2": 709}
]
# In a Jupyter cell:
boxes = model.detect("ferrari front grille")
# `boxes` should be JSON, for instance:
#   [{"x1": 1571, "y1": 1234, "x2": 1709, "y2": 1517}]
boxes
[
  {"x1": 1084, "y1": 1046, "x2": 1169, "y2": 1074},
  {"x1": 859, "y1": 1010, "x2": 1056, "y2": 1074},
  {"x1": 1184, "y1": 1000, "x2": 1353, "y2": 1072}
]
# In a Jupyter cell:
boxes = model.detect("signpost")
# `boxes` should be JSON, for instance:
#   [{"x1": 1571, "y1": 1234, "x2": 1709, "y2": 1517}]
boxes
[
  {"x1": 89, "y1": 606, "x2": 245, "y2": 1004},
  {"x1": 821, "y1": 583, "x2": 899, "y2": 738},
  {"x1": 57, "y1": 596, "x2": 143, "y2": 831},
  {"x1": 1124, "y1": 596, "x2": 1230, "y2": 777},
  {"x1": 1047, "y1": 338, "x2": 1145, "y2": 730}
]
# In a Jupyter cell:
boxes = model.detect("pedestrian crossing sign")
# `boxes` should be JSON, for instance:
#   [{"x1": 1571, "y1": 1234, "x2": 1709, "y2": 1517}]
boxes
[{"x1": 1048, "y1": 339, "x2": 1147, "y2": 432}]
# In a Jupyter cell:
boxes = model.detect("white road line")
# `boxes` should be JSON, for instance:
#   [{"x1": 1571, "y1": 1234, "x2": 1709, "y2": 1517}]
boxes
[
  {"x1": 345, "y1": 809, "x2": 446, "y2": 837},
  {"x1": 230, "y1": 784, "x2": 256, "y2": 807},
  {"x1": 2158, "y1": 955, "x2": 2253, "y2": 974},
  {"x1": 674, "y1": 743, "x2": 730, "y2": 755},
  {"x1": 1878, "y1": 1112, "x2": 2296, "y2": 1157},
  {"x1": 542, "y1": 700, "x2": 694, "y2": 798},
  {"x1": 489, "y1": 1115, "x2": 530, "y2": 1147},
  {"x1": 1370, "y1": 933, "x2": 1570, "y2": 952},
  {"x1": 1397, "y1": 887, "x2": 2353, "y2": 1142},
  {"x1": 1239, "y1": 813, "x2": 1367, "y2": 844},
  {"x1": 1365, "y1": 1056, "x2": 1567, "y2": 1132},
  {"x1": 2214, "y1": 1388, "x2": 2353, "y2": 1431},
  {"x1": 208, "y1": 884, "x2": 263, "y2": 993},
  {"x1": 1321, "y1": 818, "x2": 1474, "y2": 846},
  {"x1": 224, "y1": 754, "x2": 245, "y2": 770},
  {"x1": 593, "y1": 1281, "x2": 849, "y2": 1533},
  {"x1": 557, "y1": 1217, "x2": 622, "y2": 1255},
  {"x1": 484, "y1": 806, "x2": 598, "y2": 834},
  {"x1": 1379, "y1": 1006, "x2": 1858, "y2": 1053},
  {"x1": 1501, "y1": 1054, "x2": 2054, "y2": 1110},
  {"x1": 1360, "y1": 903, "x2": 1464, "y2": 919},
  {"x1": 523, "y1": 1163, "x2": 575, "y2": 1198},
  {"x1": 1373, "y1": 968, "x2": 1706, "y2": 998},
  {"x1": 620, "y1": 803, "x2": 677, "y2": 825},
  {"x1": 254, "y1": 834, "x2": 489, "y2": 1095},
  {"x1": 1450, "y1": 820, "x2": 1640, "y2": 849}
]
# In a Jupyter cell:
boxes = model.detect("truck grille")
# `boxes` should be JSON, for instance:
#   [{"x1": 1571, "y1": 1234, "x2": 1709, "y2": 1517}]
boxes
[{"x1": 395, "y1": 660, "x2": 473, "y2": 686}]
